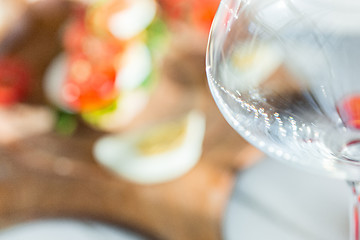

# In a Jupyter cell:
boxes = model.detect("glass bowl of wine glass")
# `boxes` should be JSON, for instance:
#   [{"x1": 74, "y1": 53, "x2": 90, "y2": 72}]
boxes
[{"x1": 206, "y1": 0, "x2": 360, "y2": 239}]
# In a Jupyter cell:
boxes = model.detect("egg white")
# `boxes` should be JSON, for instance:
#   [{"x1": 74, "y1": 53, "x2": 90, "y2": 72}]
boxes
[
  {"x1": 43, "y1": 53, "x2": 74, "y2": 112},
  {"x1": 108, "y1": 0, "x2": 157, "y2": 40},
  {"x1": 93, "y1": 110, "x2": 206, "y2": 184},
  {"x1": 223, "y1": 42, "x2": 283, "y2": 92},
  {"x1": 115, "y1": 41, "x2": 152, "y2": 91}
]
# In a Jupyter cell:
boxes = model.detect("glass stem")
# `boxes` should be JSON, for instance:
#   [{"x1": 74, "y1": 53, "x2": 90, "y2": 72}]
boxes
[{"x1": 348, "y1": 181, "x2": 360, "y2": 240}]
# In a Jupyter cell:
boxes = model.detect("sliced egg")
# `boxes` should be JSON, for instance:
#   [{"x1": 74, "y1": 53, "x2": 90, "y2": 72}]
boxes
[
  {"x1": 115, "y1": 41, "x2": 153, "y2": 91},
  {"x1": 82, "y1": 41, "x2": 154, "y2": 131},
  {"x1": 107, "y1": 0, "x2": 157, "y2": 40},
  {"x1": 44, "y1": 42, "x2": 154, "y2": 130},
  {"x1": 223, "y1": 42, "x2": 283, "y2": 91},
  {"x1": 82, "y1": 89, "x2": 149, "y2": 132},
  {"x1": 43, "y1": 53, "x2": 73, "y2": 112},
  {"x1": 93, "y1": 110, "x2": 206, "y2": 184}
]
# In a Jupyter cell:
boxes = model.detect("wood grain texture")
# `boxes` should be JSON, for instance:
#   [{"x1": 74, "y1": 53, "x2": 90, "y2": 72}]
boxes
[
  {"x1": 0, "y1": 1, "x2": 263, "y2": 239},
  {"x1": 0, "y1": 77, "x2": 262, "y2": 240}
]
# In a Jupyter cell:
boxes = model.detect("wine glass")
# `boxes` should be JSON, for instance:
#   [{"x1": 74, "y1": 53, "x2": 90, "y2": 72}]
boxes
[{"x1": 206, "y1": 0, "x2": 360, "y2": 239}]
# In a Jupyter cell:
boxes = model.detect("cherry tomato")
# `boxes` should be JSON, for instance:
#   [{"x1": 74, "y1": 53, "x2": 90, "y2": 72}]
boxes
[
  {"x1": 0, "y1": 58, "x2": 30, "y2": 106},
  {"x1": 191, "y1": 0, "x2": 220, "y2": 32},
  {"x1": 64, "y1": 17, "x2": 124, "y2": 59},
  {"x1": 158, "y1": 0, "x2": 219, "y2": 32},
  {"x1": 62, "y1": 54, "x2": 118, "y2": 112},
  {"x1": 337, "y1": 95, "x2": 360, "y2": 129}
]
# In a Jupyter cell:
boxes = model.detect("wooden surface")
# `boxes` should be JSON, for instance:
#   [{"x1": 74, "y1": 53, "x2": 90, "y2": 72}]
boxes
[
  {"x1": 0, "y1": 1, "x2": 263, "y2": 239},
  {"x1": 0, "y1": 87, "x2": 261, "y2": 240}
]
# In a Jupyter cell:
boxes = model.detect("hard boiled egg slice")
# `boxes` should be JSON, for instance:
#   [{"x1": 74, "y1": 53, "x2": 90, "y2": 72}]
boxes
[
  {"x1": 87, "y1": 0, "x2": 157, "y2": 41},
  {"x1": 115, "y1": 41, "x2": 153, "y2": 91},
  {"x1": 82, "y1": 41, "x2": 154, "y2": 131},
  {"x1": 93, "y1": 110, "x2": 206, "y2": 184},
  {"x1": 43, "y1": 53, "x2": 73, "y2": 112},
  {"x1": 107, "y1": 0, "x2": 157, "y2": 40},
  {"x1": 82, "y1": 89, "x2": 149, "y2": 132},
  {"x1": 223, "y1": 41, "x2": 283, "y2": 92}
]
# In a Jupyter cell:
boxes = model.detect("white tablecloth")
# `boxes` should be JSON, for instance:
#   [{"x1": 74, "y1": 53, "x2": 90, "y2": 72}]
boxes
[{"x1": 224, "y1": 157, "x2": 349, "y2": 240}]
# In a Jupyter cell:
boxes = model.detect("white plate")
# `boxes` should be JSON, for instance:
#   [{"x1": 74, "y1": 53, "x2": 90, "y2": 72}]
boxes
[
  {"x1": 0, "y1": 219, "x2": 146, "y2": 240},
  {"x1": 224, "y1": 157, "x2": 349, "y2": 240}
]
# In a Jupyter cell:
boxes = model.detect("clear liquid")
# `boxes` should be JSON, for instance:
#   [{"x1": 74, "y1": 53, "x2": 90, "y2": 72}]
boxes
[{"x1": 207, "y1": 14, "x2": 360, "y2": 180}]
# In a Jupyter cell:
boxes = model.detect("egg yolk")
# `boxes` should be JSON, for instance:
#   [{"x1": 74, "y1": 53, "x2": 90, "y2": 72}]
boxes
[{"x1": 137, "y1": 119, "x2": 187, "y2": 156}]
